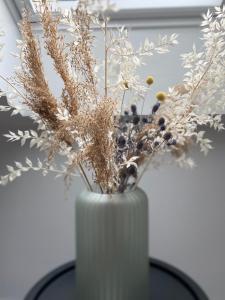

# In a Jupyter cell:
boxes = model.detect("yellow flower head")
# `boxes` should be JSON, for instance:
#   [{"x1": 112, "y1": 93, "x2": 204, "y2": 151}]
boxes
[
  {"x1": 146, "y1": 76, "x2": 154, "y2": 86},
  {"x1": 156, "y1": 91, "x2": 167, "y2": 102}
]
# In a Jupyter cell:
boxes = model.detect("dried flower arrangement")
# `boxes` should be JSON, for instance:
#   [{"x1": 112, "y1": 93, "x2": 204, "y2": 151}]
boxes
[{"x1": 0, "y1": 0, "x2": 225, "y2": 194}]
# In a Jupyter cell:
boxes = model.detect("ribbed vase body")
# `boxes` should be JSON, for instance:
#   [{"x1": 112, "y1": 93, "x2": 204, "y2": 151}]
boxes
[{"x1": 75, "y1": 188, "x2": 149, "y2": 300}]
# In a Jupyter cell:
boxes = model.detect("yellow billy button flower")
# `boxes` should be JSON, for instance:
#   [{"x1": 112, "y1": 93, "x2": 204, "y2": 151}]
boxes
[
  {"x1": 156, "y1": 91, "x2": 167, "y2": 102},
  {"x1": 146, "y1": 76, "x2": 154, "y2": 86}
]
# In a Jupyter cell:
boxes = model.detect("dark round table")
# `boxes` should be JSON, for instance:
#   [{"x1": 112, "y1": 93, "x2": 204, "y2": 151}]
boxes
[{"x1": 25, "y1": 258, "x2": 208, "y2": 300}]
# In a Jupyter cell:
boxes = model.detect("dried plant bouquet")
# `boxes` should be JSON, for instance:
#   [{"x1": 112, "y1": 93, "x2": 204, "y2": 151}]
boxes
[{"x1": 0, "y1": 0, "x2": 225, "y2": 194}]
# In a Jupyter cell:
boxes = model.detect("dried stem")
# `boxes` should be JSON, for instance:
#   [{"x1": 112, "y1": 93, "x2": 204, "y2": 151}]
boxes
[
  {"x1": 120, "y1": 90, "x2": 126, "y2": 114},
  {"x1": 79, "y1": 163, "x2": 93, "y2": 191},
  {"x1": 0, "y1": 75, "x2": 27, "y2": 102},
  {"x1": 104, "y1": 19, "x2": 108, "y2": 98},
  {"x1": 189, "y1": 46, "x2": 217, "y2": 102},
  {"x1": 141, "y1": 98, "x2": 145, "y2": 115},
  {"x1": 132, "y1": 140, "x2": 165, "y2": 190}
]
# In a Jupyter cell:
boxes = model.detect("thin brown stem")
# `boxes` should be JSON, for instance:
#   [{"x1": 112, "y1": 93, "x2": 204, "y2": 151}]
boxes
[
  {"x1": 0, "y1": 75, "x2": 27, "y2": 102},
  {"x1": 132, "y1": 140, "x2": 165, "y2": 190},
  {"x1": 99, "y1": 183, "x2": 104, "y2": 194},
  {"x1": 78, "y1": 163, "x2": 93, "y2": 191},
  {"x1": 190, "y1": 47, "x2": 217, "y2": 102},
  {"x1": 104, "y1": 19, "x2": 108, "y2": 98},
  {"x1": 120, "y1": 90, "x2": 126, "y2": 114}
]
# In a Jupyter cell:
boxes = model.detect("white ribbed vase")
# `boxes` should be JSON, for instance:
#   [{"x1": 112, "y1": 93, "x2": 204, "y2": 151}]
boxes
[{"x1": 75, "y1": 187, "x2": 149, "y2": 300}]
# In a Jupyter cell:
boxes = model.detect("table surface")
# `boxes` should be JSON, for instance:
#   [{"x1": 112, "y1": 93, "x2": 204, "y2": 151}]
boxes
[{"x1": 25, "y1": 258, "x2": 209, "y2": 300}]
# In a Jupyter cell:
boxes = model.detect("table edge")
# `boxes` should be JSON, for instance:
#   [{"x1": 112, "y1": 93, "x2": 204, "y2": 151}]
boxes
[{"x1": 24, "y1": 258, "x2": 209, "y2": 300}]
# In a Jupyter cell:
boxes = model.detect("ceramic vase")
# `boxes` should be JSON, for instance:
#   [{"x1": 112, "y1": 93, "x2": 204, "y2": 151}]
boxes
[{"x1": 75, "y1": 187, "x2": 149, "y2": 300}]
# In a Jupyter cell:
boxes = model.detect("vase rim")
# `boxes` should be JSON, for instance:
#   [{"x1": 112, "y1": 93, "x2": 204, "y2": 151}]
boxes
[{"x1": 81, "y1": 186, "x2": 143, "y2": 197}]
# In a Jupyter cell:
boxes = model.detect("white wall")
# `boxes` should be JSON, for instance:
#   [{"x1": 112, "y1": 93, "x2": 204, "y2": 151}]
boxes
[
  {"x1": 0, "y1": 6, "x2": 225, "y2": 300},
  {"x1": 0, "y1": 0, "x2": 20, "y2": 90},
  {"x1": 113, "y1": 0, "x2": 222, "y2": 9}
]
